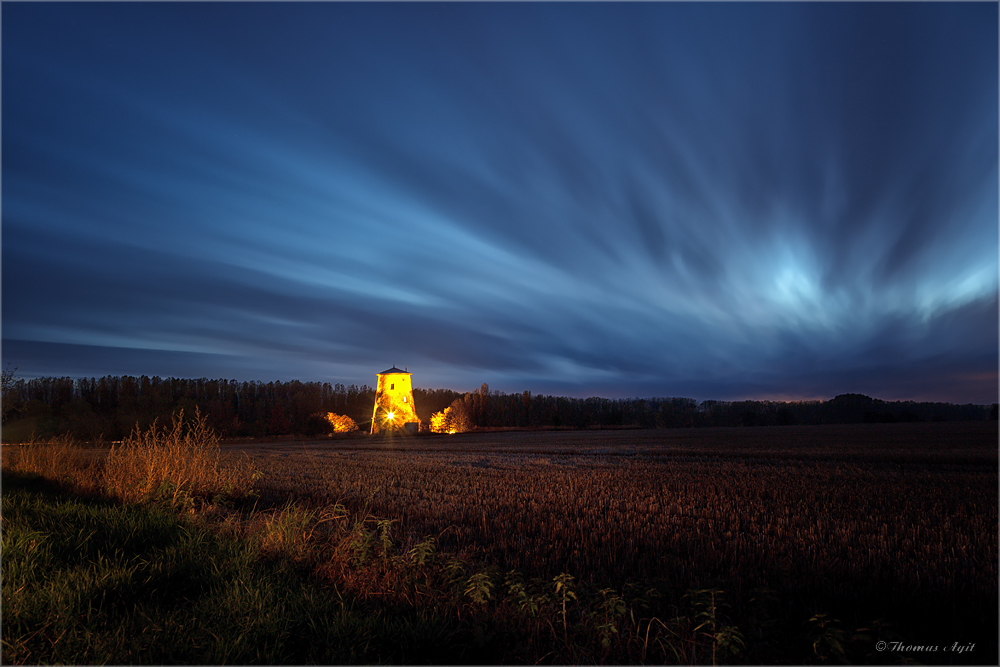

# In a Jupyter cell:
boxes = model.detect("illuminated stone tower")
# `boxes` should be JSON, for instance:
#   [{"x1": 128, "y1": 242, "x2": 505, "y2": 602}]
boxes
[{"x1": 370, "y1": 366, "x2": 419, "y2": 434}]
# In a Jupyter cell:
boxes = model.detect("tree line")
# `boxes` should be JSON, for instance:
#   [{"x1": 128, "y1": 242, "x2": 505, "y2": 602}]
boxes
[
  {"x1": 1, "y1": 371, "x2": 995, "y2": 442},
  {"x1": 448, "y1": 384, "x2": 995, "y2": 430}
]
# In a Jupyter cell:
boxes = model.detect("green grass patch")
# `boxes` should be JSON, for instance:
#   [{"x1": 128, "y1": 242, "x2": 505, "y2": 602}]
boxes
[{"x1": 1, "y1": 472, "x2": 465, "y2": 665}]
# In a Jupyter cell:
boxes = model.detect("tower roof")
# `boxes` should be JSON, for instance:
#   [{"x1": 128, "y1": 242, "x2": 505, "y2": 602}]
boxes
[{"x1": 377, "y1": 366, "x2": 411, "y2": 375}]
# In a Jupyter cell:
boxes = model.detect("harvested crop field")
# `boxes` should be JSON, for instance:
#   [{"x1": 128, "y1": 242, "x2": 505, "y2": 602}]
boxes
[{"x1": 232, "y1": 421, "x2": 997, "y2": 658}]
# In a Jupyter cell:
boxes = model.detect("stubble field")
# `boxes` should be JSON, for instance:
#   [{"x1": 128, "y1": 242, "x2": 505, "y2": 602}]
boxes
[{"x1": 236, "y1": 421, "x2": 998, "y2": 662}]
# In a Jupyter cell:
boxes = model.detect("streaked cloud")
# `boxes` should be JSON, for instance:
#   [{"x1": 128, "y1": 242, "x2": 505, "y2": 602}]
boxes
[{"x1": 2, "y1": 2, "x2": 996, "y2": 403}]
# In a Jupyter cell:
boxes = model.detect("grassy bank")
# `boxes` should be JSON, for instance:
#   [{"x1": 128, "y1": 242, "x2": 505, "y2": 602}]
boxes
[{"x1": 1, "y1": 472, "x2": 472, "y2": 665}]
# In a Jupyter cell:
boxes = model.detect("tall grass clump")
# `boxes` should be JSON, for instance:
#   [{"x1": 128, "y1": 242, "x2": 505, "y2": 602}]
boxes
[{"x1": 102, "y1": 409, "x2": 259, "y2": 507}]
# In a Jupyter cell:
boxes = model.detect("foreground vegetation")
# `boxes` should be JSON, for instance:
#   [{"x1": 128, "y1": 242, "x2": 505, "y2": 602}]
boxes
[
  {"x1": 2, "y1": 474, "x2": 436, "y2": 664},
  {"x1": 3, "y1": 417, "x2": 996, "y2": 664}
]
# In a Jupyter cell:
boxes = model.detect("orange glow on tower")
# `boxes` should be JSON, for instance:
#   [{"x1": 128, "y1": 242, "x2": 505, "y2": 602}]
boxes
[{"x1": 370, "y1": 366, "x2": 419, "y2": 434}]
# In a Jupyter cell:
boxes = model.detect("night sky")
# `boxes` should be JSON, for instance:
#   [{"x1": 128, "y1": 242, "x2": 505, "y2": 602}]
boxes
[{"x1": 3, "y1": 2, "x2": 997, "y2": 403}]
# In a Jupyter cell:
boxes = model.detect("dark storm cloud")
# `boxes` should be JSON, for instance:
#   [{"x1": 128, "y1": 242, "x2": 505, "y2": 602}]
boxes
[{"x1": 2, "y1": 2, "x2": 996, "y2": 402}]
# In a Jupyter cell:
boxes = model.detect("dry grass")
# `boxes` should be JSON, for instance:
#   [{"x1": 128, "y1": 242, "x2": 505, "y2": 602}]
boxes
[
  {"x1": 1, "y1": 434, "x2": 101, "y2": 493},
  {"x1": 249, "y1": 501, "x2": 356, "y2": 561},
  {"x1": 102, "y1": 409, "x2": 260, "y2": 506},
  {"x1": 2, "y1": 409, "x2": 261, "y2": 507}
]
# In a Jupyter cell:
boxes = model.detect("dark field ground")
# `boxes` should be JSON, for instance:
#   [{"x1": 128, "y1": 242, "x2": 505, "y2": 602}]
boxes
[{"x1": 232, "y1": 421, "x2": 998, "y2": 663}]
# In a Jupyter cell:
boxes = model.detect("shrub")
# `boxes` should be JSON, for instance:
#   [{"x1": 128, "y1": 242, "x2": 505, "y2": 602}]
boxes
[
  {"x1": 325, "y1": 412, "x2": 359, "y2": 433},
  {"x1": 429, "y1": 409, "x2": 450, "y2": 433},
  {"x1": 429, "y1": 400, "x2": 474, "y2": 433}
]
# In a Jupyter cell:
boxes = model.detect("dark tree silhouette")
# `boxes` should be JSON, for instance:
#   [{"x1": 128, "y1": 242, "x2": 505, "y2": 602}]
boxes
[{"x1": 2, "y1": 374, "x2": 992, "y2": 442}]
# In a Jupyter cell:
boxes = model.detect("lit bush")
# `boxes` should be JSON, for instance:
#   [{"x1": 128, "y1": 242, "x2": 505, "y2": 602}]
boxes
[
  {"x1": 325, "y1": 413, "x2": 359, "y2": 433},
  {"x1": 429, "y1": 400, "x2": 474, "y2": 434}
]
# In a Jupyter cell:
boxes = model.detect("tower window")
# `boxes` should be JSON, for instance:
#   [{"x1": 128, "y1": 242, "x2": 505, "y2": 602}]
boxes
[
  {"x1": 391, "y1": 383, "x2": 394, "y2": 390},
  {"x1": 403, "y1": 396, "x2": 407, "y2": 402}
]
